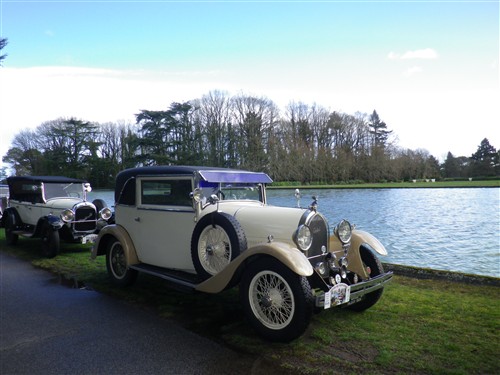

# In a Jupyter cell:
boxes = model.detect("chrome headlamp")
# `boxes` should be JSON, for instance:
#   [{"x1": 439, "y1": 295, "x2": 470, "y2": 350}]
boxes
[
  {"x1": 315, "y1": 262, "x2": 328, "y2": 277},
  {"x1": 99, "y1": 207, "x2": 113, "y2": 221},
  {"x1": 60, "y1": 209, "x2": 74, "y2": 223},
  {"x1": 294, "y1": 224, "x2": 312, "y2": 251},
  {"x1": 336, "y1": 219, "x2": 352, "y2": 244}
]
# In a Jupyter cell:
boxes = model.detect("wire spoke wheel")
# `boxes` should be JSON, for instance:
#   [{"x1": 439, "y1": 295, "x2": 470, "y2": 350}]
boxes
[
  {"x1": 249, "y1": 270, "x2": 295, "y2": 329},
  {"x1": 191, "y1": 212, "x2": 246, "y2": 280},
  {"x1": 109, "y1": 242, "x2": 128, "y2": 279},
  {"x1": 198, "y1": 225, "x2": 232, "y2": 275},
  {"x1": 240, "y1": 258, "x2": 313, "y2": 342},
  {"x1": 106, "y1": 239, "x2": 138, "y2": 287}
]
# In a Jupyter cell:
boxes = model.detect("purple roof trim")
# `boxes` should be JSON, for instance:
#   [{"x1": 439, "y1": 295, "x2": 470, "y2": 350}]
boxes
[{"x1": 198, "y1": 170, "x2": 273, "y2": 184}]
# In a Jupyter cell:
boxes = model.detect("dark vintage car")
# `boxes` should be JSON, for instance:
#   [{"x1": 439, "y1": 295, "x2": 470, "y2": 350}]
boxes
[
  {"x1": 3, "y1": 176, "x2": 112, "y2": 257},
  {"x1": 91, "y1": 166, "x2": 393, "y2": 342}
]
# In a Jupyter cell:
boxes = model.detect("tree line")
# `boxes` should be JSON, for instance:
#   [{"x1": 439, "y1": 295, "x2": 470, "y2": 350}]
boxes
[{"x1": 1, "y1": 90, "x2": 498, "y2": 188}]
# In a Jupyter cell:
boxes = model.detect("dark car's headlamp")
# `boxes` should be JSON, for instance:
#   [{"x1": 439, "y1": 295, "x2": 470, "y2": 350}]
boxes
[
  {"x1": 60, "y1": 209, "x2": 74, "y2": 223},
  {"x1": 99, "y1": 207, "x2": 113, "y2": 221}
]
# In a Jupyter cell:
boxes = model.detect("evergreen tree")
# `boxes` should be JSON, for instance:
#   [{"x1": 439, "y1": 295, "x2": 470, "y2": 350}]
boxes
[
  {"x1": 470, "y1": 138, "x2": 498, "y2": 177},
  {"x1": 442, "y1": 152, "x2": 460, "y2": 178},
  {"x1": 368, "y1": 110, "x2": 392, "y2": 148}
]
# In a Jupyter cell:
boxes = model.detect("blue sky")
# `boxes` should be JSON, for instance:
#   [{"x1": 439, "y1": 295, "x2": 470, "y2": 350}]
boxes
[{"x1": 0, "y1": 0, "x2": 499, "y2": 167}]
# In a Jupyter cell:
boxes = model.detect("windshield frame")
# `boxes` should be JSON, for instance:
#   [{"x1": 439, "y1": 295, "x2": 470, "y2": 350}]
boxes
[
  {"x1": 42, "y1": 182, "x2": 86, "y2": 201},
  {"x1": 199, "y1": 181, "x2": 265, "y2": 203}
]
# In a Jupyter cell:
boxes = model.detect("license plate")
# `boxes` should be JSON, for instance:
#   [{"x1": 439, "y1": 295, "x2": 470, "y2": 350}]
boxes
[
  {"x1": 324, "y1": 283, "x2": 351, "y2": 309},
  {"x1": 82, "y1": 234, "x2": 98, "y2": 244}
]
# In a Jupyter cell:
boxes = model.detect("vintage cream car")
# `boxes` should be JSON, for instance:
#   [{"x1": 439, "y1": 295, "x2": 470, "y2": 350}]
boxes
[
  {"x1": 4, "y1": 176, "x2": 112, "y2": 257},
  {"x1": 91, "y1": 166, "x2": 392, "y2": 342}
]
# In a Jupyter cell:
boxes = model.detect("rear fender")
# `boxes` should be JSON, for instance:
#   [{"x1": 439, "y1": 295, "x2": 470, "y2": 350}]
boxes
[
  {"x1": 4, "y1": 208, "x2": 20, "y2": 227},
  {"x1": 91, "y1": 224, "x2": 139, "y2": 266},
  {"x1": 195, "y1": 241, "x2": 313, "y2": 293}
]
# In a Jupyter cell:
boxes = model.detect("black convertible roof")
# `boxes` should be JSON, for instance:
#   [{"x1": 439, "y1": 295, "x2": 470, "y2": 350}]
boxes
[
  {"x1": 116, "y1": 166, "x2": 272, "y2": 184},
  {"x1": 114, "y1": 166, "x2": 273, "y2": 203}
]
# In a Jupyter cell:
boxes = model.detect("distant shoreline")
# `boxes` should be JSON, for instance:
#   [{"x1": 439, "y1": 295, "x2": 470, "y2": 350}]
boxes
[{"x1": 268, "y1": 180, "x2": 500, "y2": 189}]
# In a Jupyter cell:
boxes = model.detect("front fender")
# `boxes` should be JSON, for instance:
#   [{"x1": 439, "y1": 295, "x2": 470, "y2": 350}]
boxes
[
  {"x1": 195, "y1": 241, "x2": 313, "y2": 293},
  {"x1": 351, "y1": 229, "x2": 388, "y2": 256},
  {"x1": 45, "y1": 214, "x2": 64, "y2": 230},
  {"x1": 329, "y1": 229, "x2": 388, "y2": 279},
  {"x1": 91, "y1": 224, "x2": 139, "y2": 266}
]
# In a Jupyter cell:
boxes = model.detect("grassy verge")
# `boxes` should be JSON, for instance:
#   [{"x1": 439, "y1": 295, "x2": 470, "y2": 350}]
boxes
[
  {"x1": 268, "y1": 180, "x2": 500, "y2": 189},
  {"x1": 1, "y1": 235, "x2": 498, "y2": 375}
]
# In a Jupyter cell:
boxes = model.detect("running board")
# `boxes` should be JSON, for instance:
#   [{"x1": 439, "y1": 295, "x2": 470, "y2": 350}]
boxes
[
  {"x1": 129, "y1": 264, "x2": 202, "y2": 292},
  {"x1": 12, "y1": 230, "x2": 35, "y2": 237}
]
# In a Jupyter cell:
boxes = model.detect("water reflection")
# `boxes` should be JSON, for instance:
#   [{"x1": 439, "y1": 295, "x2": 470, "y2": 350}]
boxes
[{"x1": 268, "y1": 188, "x2": 500, "y2": 278}]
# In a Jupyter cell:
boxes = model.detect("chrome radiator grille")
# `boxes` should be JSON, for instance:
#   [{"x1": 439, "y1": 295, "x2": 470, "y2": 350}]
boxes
[
  {"x1": 73, "y1": 206, "x2": 97, "y2": 232},
  {"x1": 306, "y1": 213, "x2": 329, "y2": 259}
]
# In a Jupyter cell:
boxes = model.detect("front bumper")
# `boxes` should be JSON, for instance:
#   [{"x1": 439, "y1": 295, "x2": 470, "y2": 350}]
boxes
[{"x1": 315, "y1": 271, "x2": 393, "y2": 308}]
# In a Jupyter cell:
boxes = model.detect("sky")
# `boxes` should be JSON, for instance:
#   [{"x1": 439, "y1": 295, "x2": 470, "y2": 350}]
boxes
[{"x1": 0, "y1": 0, "x2": 499, "y2": 170}]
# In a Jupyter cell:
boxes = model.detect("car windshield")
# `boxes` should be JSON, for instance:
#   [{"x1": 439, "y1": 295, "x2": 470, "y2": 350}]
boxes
[
  {"x1": 200, "y1": 181, "x2": 263, "y2": 202},
  {"x1": 43, "y1": 182, "x2": 85, "y2": 200}
]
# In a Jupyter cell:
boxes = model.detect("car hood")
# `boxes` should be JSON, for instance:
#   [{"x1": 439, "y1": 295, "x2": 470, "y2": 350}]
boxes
[
  {"x1": 222, "y1": 203, "x2": 307, "y2": 248},
  {"x1": 44, "y1": 198, "x2": 87, "y2": 210}
]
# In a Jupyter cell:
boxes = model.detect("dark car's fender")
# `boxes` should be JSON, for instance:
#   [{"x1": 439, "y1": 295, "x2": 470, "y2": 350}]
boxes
[
  {"x1": 45, "y1": 214, "x2": 64, "y2": 229},
  {"x1": 3, "y1": 207, "x2": 21, "y2": 228}
]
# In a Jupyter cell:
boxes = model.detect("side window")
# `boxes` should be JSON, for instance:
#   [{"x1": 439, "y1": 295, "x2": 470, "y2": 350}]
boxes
[{"x1": 140, "y1": 179, "x2": 192, "y2": 207}]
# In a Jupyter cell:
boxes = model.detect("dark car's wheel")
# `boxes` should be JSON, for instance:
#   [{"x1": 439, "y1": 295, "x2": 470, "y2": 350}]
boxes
[
  {"x1": 106, "y1": 239, "x2": 138, "y2": 287},
  {"x1": 348, "y1": 246, "x2": 385, "y2": 312},
  {"x1": 4, "y1": 212, "x2": 19, "y2": 246},
  {"x1": 240, "y1": 257, "x2": 314, "y2": 342},
  {"x1": 40, "y1": 223, "x2": 60, "y2": 258},
  {"x1": 191, "y1": 212, "x2": 247, "y2": 280}
]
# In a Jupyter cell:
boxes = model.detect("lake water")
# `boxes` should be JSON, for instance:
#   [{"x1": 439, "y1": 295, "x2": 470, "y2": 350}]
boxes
[{"x1": 89, "y1": 187, "x2": 500, "y2": 278}]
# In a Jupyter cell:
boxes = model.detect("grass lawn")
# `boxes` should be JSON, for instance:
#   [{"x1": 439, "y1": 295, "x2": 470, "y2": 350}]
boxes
[{"x1": 1, "y1": 234, "x2": 499, "y2": 375}]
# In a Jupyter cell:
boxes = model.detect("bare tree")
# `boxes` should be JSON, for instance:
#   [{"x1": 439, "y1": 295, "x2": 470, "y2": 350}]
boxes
[{"x1": 0, "y1": 38, "x2": 8, "y2": 66}]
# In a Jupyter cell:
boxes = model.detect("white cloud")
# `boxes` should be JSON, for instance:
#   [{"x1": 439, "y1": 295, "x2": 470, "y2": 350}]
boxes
[{"x1": 388, "y1": 48, "x2": 438, "y2": 60}]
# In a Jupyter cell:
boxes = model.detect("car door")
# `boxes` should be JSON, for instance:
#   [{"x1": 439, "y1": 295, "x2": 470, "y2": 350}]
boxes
[{"x1": 123, "y1": 177, "x2": 197, "y2": 272}]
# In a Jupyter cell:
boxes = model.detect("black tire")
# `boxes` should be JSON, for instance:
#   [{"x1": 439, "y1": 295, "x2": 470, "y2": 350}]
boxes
[
  {"x1": 106, "y1": 238, "x2": 138, "y2": 287},
  {"x1": 240, "y1": 257, "x2": 314, "y2": 342},
  {"x1": 4, "y1": 212, "x2": 18, "y2": 246},
  {"x1": 40, "y1": 223, "x2": 60, "y2": 258},
  {"x1": 348, "y1": 246, "x2": 385, "y2": 312},
  {"x1": 191, "y1": 212, "x2": 247, "y2": 280},
  {"x1": 92, "y1": 199, "x2": 107, "y2": 212}
]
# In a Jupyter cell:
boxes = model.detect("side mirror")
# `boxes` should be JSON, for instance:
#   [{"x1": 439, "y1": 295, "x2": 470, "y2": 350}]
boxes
[{"x1": 208, "y1": 194, "x2": 219, "y2": 204}]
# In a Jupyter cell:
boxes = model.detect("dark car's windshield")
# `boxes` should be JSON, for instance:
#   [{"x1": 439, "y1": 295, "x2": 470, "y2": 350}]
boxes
[{"x1": 43, "y1": 182, "x2": 84, "y2": 200}]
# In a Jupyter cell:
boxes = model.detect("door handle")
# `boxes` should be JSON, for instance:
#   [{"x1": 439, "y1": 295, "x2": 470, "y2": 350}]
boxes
[{"x1": 134, "y1": 217, "x2": 140, "y2": 222}]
